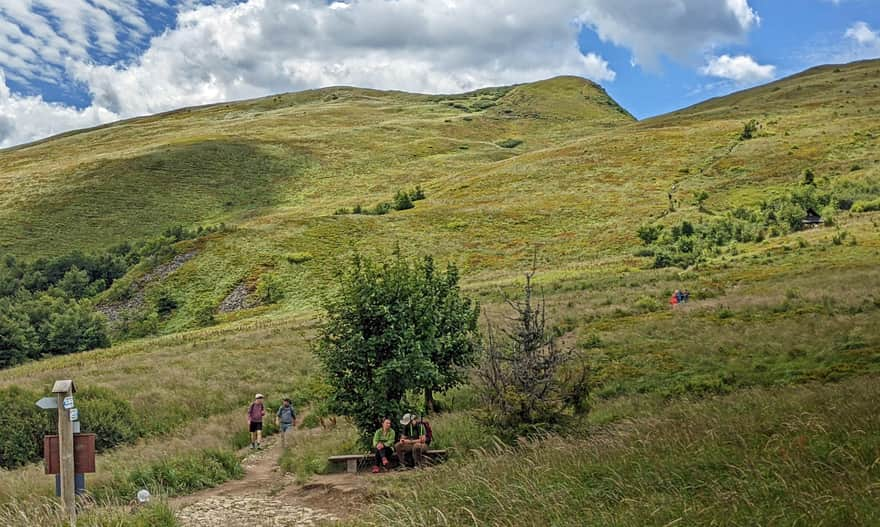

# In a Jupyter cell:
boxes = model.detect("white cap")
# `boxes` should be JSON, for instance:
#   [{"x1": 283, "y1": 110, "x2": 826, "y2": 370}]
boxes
[{"x1": 255, "y1": 393, "x2": 264, "y2": 399}]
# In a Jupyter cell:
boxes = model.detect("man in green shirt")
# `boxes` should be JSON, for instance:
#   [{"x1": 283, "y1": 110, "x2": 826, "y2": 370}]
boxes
[
  {"x1": 372, "y1": 418, "x2": 395, "y2": 473},
  {"x1": 395, "y1": 413, "x2": 428, "y2": 468}
]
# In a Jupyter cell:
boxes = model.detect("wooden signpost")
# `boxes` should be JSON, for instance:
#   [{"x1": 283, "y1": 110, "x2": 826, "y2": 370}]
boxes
[{"x1": 50, "y1": 380, "x2": 77, "y2": 526}]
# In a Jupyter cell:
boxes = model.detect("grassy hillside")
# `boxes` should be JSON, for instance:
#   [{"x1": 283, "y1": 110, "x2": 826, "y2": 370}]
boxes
[{"x1": 0, "y1": 61, "x2": 879, "y2": 525}]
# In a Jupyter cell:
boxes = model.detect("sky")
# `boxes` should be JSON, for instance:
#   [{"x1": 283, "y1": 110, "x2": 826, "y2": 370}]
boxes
[{"x1": 0, "y1": 0, "x2": 878, "y2": 148}]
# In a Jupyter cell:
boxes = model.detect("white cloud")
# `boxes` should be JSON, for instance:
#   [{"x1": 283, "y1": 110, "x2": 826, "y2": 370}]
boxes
[
  {"x1": 578, "y1": 0, "x2": 760, "y2": 67},
  {"x1": 0, "y1": 69, "x2": 118, "y2": 147},
  {"x1": 700, "y1": 54, "x2": 776, "y2": 83},
  {"x1": 0, "y1": 0, "x2": 764, "y2": 147},
  {"x1": 0, "y1": 0, "x2": 154, "y2": 84},
  {"x1": 845, "y1": 21, "x2": 880, "y2": 47}
]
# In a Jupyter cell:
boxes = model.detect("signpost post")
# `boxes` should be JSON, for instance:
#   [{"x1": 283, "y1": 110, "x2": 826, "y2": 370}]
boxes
[{"x1": 52, "y1": 380, "x2": 77, "y2": 527}]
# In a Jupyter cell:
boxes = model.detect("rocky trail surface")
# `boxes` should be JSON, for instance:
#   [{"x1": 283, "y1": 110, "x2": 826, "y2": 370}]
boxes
[{"x1": 173, "y1": 431, "x2": 376, "y2": 527}]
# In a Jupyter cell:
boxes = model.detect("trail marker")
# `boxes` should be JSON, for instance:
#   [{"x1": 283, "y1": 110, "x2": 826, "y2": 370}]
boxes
[
  {"x1": 36, "y1": 397, "x2": 58, "y2": 410},
  {"x1": 63, "y1": 396, "x2": 75, "y2": 410},
  {"x1": 69, "y1": 408, "x2": 79, "y2": 422}
]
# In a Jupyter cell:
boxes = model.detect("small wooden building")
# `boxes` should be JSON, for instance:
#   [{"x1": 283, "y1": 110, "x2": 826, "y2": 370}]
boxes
[{"x1": 802, "y1": 208, "x2": 823, "y2": 228}]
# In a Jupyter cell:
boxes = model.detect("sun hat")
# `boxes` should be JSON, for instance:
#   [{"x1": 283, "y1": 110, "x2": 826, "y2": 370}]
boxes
[
  {"x1": 400, "y1": 413, "x2": 414, "y2": 425},
  {"x1": 255, "y1": 393, "x2": 264, "y2": 399}
]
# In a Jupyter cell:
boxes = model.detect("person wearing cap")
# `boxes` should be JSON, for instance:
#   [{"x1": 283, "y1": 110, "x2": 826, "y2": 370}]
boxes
[
  {"x1": 372, "y1": 418, "x2": 396, "y2": 473},
  {"x1": 247, "y1": 394, "x2": 266, "y2": 449},
  {"x1": 275, "y1": 397, "x2": 297, "y2": 447},
  {"x1": 395, "y1": 413, "x2": 428, "y2": 468}
]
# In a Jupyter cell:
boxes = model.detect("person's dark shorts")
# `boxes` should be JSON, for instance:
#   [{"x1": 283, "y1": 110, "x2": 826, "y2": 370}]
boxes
[{"x1": 249, "y1": 421, "x2": 263, "y2": 433}]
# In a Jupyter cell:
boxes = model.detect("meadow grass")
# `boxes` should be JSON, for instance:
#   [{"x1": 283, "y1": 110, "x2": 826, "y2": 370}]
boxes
[{"x1": 345, "y1": 377, "x2": 880, "y2": 527}]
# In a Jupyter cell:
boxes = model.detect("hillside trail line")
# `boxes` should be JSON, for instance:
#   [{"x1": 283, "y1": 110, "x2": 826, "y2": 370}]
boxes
[{"x1": 172, "y1": 427, "x2": 387, "y2": 527}]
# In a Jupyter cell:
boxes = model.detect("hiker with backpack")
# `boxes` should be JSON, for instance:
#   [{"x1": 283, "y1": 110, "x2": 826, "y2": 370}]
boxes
[
  {"x1": 372, "y1": 418, "x2": 396, "y2": 473},
  {"x1": 395, "y1": 413, "x2": 429, "y2": 468},
  {"x1": 275, "y1": 397, "x2": 296, "y2": 447},
  {"x1": 247, "y1": 394, "x2": 266, "y2": 449}
]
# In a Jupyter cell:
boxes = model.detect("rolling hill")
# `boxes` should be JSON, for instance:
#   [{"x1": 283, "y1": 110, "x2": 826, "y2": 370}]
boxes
[{"x1": 1, "y1": 60, "x2": 879, "y2": 525}]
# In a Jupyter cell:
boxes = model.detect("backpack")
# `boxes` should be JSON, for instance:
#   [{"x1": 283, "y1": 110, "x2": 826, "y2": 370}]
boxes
[{"x1": 420, "y1": 420, "x2": 433, "y2": 445}]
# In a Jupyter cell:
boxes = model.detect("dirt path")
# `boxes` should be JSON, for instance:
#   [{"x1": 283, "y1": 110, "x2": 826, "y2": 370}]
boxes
[{"x1": 173, "y1": 433, "x2": 362, "y2": 527}]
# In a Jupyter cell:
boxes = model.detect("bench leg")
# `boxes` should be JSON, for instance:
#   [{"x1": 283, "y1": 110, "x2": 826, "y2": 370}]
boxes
[{"x1": 346, "y1": 459, "x2": 358, "y2": 474}]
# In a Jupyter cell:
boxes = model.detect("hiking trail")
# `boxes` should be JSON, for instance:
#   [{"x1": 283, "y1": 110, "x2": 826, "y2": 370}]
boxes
[{"x1": 172, "y1": 430, "x2": 379, "y2": 527}]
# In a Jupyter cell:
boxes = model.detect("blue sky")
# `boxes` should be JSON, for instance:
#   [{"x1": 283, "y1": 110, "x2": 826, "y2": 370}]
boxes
[{"x1": 0, "y1": 0, "x2": 878, "y2": 147}]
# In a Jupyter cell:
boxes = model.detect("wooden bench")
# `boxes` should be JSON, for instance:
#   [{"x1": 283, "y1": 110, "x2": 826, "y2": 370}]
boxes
[{"x1": 328, "y1": 449, "x2": 447, "y2": 474}]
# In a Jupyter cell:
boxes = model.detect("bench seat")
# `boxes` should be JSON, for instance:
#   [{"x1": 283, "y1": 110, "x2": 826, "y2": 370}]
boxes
[{"x1": 328, "y1": 449, "x2": 447, "y2": 473}]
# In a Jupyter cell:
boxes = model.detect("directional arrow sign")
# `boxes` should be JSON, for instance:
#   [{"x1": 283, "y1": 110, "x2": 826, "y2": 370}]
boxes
[{"x1": 36, "y1": 397, "x2": 58, "y2": 410}]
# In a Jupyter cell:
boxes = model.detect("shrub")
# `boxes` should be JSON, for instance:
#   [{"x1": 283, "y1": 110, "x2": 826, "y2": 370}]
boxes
[
  {"x1": 154, "y1": 289, "x2": 178, "y2": 317},
  {"x1": 393, "y1": 190, "x2": 414, "y2": 211},
  {"x1": 77, "y1": 387, "x2": 143, "y2": 452},
  {"x1": 740, "y1": 119, "x2": 759, "y2": 140},
  {"x1": 411, "y1": 186, "x2": 426, "y2": 201},
  {"x1": 497, "y1": 138, "x2": 523, "y2": 148},
  {"x1": 256, "y1": 272, "x2": 284, "y2": 304},
  {"x1": 94, "y1": 449, "x2": 243, "y2": 500},
  {"x1": 285, "y1": 252, "x2": 313, "y2": 264},
  {"x1": 192, "y1": 303, "x2": 216, "y2": 327},
  {"x1": 852, "y1": 198, "x2": 880, "y2": 213},
  {"x1": 0, "y1": 386, "x2": 53, "y2": 469},
  {"x1": 299, "y1": 413, "x2": 321, "y2": 429}
]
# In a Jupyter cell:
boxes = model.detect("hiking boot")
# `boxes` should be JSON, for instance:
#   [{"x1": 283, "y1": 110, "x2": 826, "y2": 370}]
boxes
[{"x1": 372, "y1": 466, "x2": 380, "y2": 474}]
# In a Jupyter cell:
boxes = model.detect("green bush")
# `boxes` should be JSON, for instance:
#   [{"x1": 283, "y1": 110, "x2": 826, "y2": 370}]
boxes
[
  {"x1": 497, "y1": 138, "x2": 523, "y2": 148},
  {"x1": 256, "y1": 272, "x2": 284, "y2": 304},
  {"x1": 393, "y1": 190, "x2": 414, "y2": 211},
  {"x1": 299, "y1": 413, "x2": 321, "y2": 429},
  {"x1": 77, "y1": 387, "x2": 143, "y2": 452},
  {"x1": 93, "y1": 449, "x2": 243, "y2": 501},
  {"x1": 740, "y1": 119, "x2": 758, "y2": 140},
  {"x1": 851, "y1": 198, "x2": 880, "y2": 213},
  {"x1": 0, "y1": 386, "x2": 53, "y2": 469},
  {"x1": 286, "y1": 251, "x2": 313, "y2": 264}
]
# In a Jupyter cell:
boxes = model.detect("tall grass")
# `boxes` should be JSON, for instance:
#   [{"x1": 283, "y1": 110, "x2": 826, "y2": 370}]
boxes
[
  {"x1": 0, "y1": 497, "x2": 177, "y2": 527},
  {"x1": 346, "y1": 377, "x2": 880, "y2": 526}
]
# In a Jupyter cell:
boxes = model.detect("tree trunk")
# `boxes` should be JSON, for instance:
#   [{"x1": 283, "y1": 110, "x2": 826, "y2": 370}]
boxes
[{"x1": 424, "y1": 387, "x2": 435, "y2": 415}]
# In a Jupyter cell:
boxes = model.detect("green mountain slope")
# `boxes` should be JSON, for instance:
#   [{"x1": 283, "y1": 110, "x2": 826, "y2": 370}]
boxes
[{"x1": 0, "y1": 61, "x2": 878, "y2": 333}]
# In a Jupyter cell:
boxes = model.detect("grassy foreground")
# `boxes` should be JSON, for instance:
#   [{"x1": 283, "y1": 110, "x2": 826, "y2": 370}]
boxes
[{"x1": 346, "y1": 377, "x2": 880, "y2": 527}]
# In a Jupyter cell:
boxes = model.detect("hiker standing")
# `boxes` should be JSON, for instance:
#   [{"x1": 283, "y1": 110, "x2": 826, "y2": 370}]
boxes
[
  {"x1": 247, "y1": 394, "x2": 266, "y2": 449},
  {"x1": 395, "y1": 413, "x2": 428, "y2": 468},
  {"x1": 275, "y1": 398, "x2": 297, "y2": 447},
  {"x1": 670, "y1": 291, "x2": 679, "y2": 308},
  {"x1": 372, "y1": 418, "x2": 396, "y2": 473}
]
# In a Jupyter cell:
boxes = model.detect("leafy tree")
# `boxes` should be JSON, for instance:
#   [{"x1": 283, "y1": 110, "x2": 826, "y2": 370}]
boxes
[
  {"x1": 0, "y1": 302, "x2": 36, "y2": 367},
  {"x1": 44, "y1": 301, "x2": 110, "y2": 355},
  {"x1": 317, "y1": 251, "x2": 479, "y2": 445}
]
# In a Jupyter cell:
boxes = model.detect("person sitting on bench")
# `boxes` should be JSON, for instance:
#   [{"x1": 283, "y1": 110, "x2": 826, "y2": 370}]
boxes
[
  {"x1": 395, "y1": 413, "x2": 428, "y2": 468},
  {"x1": 372, "y1": 418, "x2": 395, "y2": 473}
]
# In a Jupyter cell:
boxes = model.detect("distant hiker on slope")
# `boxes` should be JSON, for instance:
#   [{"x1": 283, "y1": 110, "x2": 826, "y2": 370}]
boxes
[
  {"x1": 247, "y1": 394, "x2": 266, "y2": 449},
  {"x1": 670, "y1": 290, "x2": 679, "y2": 308},
  {"x1": 275, "y1": 397, "x2": 297, "y2": 447},
  {"x1": 372, "y1": 418, "x2": 396, "y2": 473}
]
